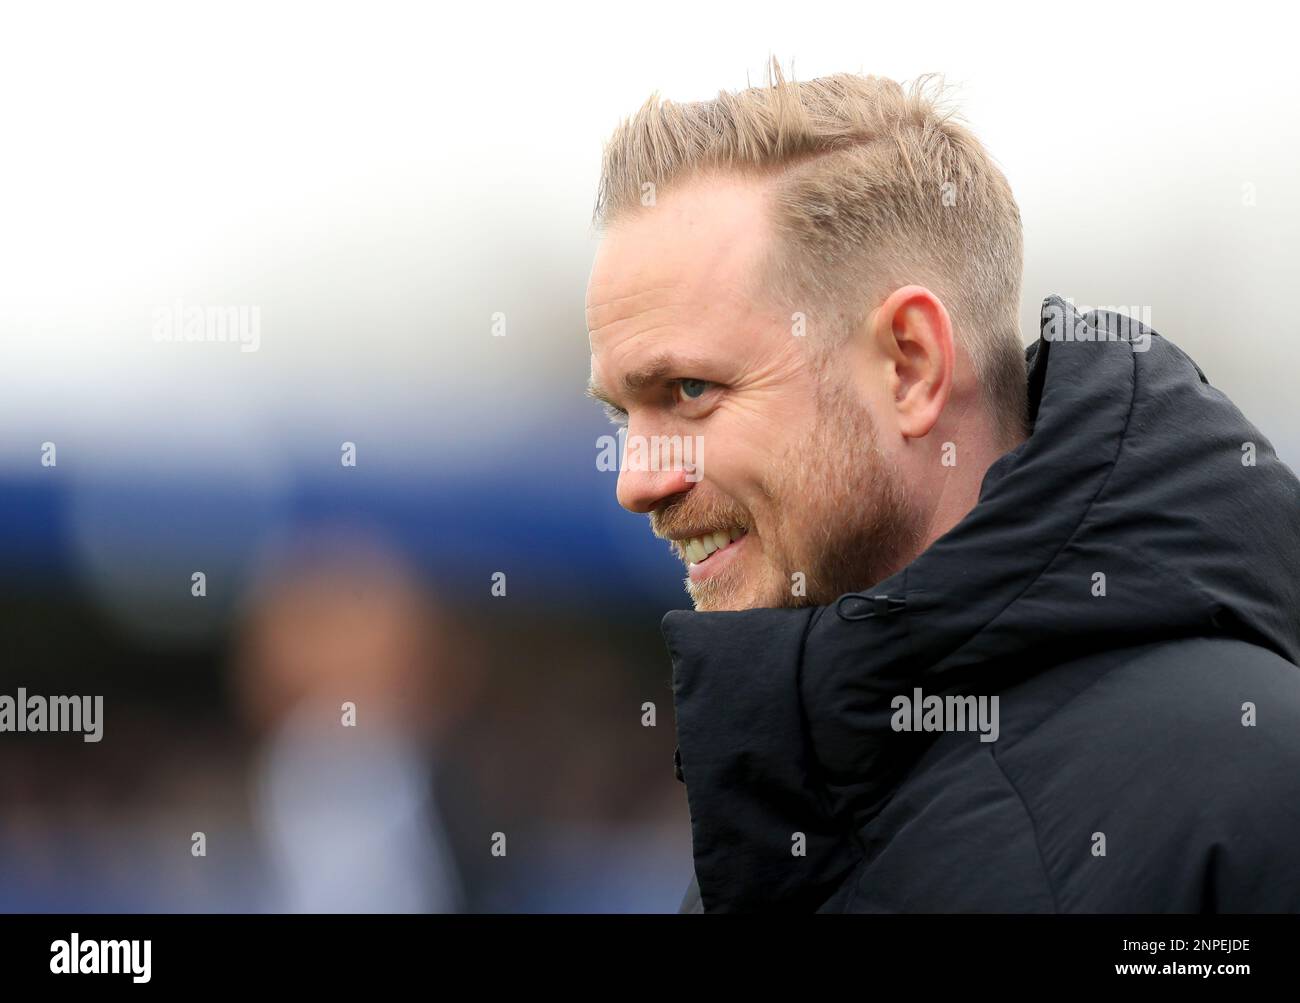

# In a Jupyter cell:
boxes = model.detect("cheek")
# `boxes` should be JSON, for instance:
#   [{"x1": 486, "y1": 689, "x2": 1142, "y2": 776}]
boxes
[
  {"x1": 702, "y1": 440, "x2": 765, "y2": 509},
  {"x1": 706, "y1": 397, "x2": 820, "y2": 520}
]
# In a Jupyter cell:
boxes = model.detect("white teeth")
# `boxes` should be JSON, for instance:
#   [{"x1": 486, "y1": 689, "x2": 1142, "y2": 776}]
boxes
[{"x1": 681, "y1": 527, "x2": 747, "y2": 564}]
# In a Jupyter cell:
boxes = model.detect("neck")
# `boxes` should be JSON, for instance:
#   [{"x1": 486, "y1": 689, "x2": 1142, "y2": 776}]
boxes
[{"x1": 917, "y1": 415, "x2": 1025, "y2": 556}]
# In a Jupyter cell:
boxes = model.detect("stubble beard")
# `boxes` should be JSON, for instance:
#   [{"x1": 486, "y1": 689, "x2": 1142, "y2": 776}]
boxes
[{"x1": 676, "y1": 376, "x2": 926, "y2": 612}]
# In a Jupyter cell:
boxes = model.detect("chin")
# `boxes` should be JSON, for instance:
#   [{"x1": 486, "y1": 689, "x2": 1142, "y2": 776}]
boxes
[
  {"x1": 692, "y1": 598, "x2": 743, "y2": 613},
  {"x1": 687, "y1": 578, "x2": 771, "y2": 613},
  {"x1": 686, "y1": 586, "x2": 736, "y2": 613}
]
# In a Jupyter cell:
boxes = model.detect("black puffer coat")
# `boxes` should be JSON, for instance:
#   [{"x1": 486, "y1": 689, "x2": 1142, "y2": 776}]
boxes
[{"x1": 666, "y1": 295, "x2": 1300, "y2": 913}]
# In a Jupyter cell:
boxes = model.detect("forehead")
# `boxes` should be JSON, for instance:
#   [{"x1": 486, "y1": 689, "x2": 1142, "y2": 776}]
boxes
[{"x1": 586, "y1": 175, "x2": 775, "y2": 357}]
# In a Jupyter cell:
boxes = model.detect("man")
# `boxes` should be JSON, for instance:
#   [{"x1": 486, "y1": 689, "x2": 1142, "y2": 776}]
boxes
[{"x1": 585, "y1": 66, "x2": 1300, "y2": 912}]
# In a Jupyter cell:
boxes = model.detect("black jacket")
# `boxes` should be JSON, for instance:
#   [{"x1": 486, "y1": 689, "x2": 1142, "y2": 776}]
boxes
[{"x1": 665, "y1": 295, "x2": 1300, "y2": 913}]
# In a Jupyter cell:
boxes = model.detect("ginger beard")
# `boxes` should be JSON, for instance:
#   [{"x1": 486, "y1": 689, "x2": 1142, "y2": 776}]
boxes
[{"x1": 651, "y1": 373, "x2": 926, "y2": 611}]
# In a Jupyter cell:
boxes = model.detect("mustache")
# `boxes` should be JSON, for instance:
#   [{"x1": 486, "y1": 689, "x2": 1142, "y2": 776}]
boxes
[{"x1": 649, "y1": 493, "x2": 751, "y2": 541}]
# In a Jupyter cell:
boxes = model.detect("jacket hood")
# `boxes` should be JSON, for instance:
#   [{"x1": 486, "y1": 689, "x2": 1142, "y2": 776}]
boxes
[{"x1": 663, "y1": 294, "x2": 1300, "y2": 911}]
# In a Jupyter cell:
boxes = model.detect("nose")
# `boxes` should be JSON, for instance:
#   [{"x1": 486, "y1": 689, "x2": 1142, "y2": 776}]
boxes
[{"x1": 616, "y1": 450, "x2": 695, "y2": 514}]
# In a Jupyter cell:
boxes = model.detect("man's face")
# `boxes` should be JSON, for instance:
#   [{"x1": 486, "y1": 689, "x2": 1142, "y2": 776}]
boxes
[{"x1": 586, "y1": 175, "x2": 922, "y2": 610}]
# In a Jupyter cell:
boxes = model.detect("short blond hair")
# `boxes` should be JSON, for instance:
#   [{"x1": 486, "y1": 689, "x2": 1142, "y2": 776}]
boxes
[{"x1": 594, "y1": 61, "x2": 1027, "y2": 442}]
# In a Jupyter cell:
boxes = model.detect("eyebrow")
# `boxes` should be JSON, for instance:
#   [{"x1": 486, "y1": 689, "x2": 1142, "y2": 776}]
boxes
[{"x1": 586, "y1": 352, "x2": 709, "y2": 409}]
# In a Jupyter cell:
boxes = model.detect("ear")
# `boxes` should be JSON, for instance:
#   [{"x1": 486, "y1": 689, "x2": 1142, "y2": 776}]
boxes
[{"x1": 868, "y1": 285, "x2": 955, "y2": 439}]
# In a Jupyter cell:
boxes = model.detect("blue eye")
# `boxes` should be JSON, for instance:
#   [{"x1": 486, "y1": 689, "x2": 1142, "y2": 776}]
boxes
[{"x1": 678, "y1": 379, "x2": 710, "y2": 401}]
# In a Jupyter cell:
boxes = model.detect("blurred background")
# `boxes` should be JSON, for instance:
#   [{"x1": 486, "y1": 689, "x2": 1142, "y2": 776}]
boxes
[{"x1": 0, "y1": 1, "x2": 1297, "y2": 911}]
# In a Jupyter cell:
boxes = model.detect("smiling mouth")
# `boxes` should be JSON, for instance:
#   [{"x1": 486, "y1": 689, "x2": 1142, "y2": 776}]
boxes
[{"x1": 673, "y1": 526, "x2": 748, "y2": 565}]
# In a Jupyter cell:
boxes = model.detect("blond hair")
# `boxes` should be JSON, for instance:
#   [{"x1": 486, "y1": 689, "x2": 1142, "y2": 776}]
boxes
[{"x1": 594, "y1": 60, "x2": 1027, "y2": 442}]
